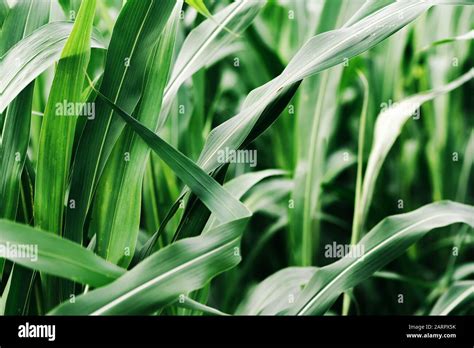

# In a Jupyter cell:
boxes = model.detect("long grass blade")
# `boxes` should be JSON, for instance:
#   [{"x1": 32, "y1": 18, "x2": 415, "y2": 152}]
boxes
[
  {"x1": 194, "y1": 0, "x2": 444, "y2": 178},
  {"x1": 430, "y1": 281, "x2": 474, "y2": 315},
  {"x1": 91, "y1": 1, "x2": 182, "y2": 267},
  {"x1": 64, "y1": 0, "x2": 176, "y2": 246},
  {"x1": 0, "y1": 22, "x2": 105, "y2": 113},
  {"x1": 34, "y1": 0, "x2": 96, "y2": 309},
  {"x1": 236, "y1": 267, "x2": 316, "y2": 315},
  {"x1": 0, "y1": 220, "x2": 125, "y2": 287},
  {"x1": 287, "y1": 201, "x2": 474, "y2": 315},
  {"x1": 48, "y1": 88, "x2": 251, "y2": 314},
  {"x1": 0, "y1": 0, "x2": 50, "y2": 315},
  {"x1": 358, "y1": 69, "x2": 474, "y2": 227},
  {"x1": 158, "y1": 0, "x2": 265, "y2": 130}
]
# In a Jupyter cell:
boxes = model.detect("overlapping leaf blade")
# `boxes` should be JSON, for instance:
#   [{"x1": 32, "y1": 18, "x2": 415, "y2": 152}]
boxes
[
  {"x1": 236, "y1": 267, "x2": 316, "y2": 315},
  {"x1": 194, "y1": 0, "x2": 446, "y2": 178},
  {"x1": 358, "y1": 69, "x2": 474, "y2": 226},
  {"x1": 290, "y1": 0, "x2": 356, "y2": 266},
  {"x1": 34, "y1": 0, "x2": 96, "y2": 309},
  {"x1": 158, "y1": 0, "x2": 266, "y2": 130},
  {"x1": 0, "y1": 220, "x2": 125, "y2": 288},
  {"x1": 0, "y1": 0, "x2": 8, "y2": 28},
  {"x1": 49, "y1": 89, "x2": 251, "y2": 315},
  {"x1": 91, "y1": 0, "x2": 182, "y2": 267},
  {"x1": 285, "y1": 201, "x2": 474, "y2": 315},
  {"x1": 430, "y1": 281, "x2": 474, "y2": 315},
  {"x1": 0, "y1": 22, "x2": 105, "y2": 113},
  {"x1": 0, "y1": 0, "x2": 50, "y2": 316},
  {"x1": 65, "y1": 0, "x2": 176, "y2": 245}
]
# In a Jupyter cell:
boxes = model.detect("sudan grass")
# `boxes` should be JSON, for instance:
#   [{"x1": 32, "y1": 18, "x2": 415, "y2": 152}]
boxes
[{"x1": 0, "y1": 0, "x2": 473, "y2": 316}]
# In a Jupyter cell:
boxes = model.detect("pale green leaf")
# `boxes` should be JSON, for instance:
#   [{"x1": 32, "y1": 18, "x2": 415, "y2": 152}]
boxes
[
  {"x1": 286, "y1": 201, "x2": 474, "y2": 315},
  {"x1": 430, "y1": 281, "x2": 474, "y2": 315}
]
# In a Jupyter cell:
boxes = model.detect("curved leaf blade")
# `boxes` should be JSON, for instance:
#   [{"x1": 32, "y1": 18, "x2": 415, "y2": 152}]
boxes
[
  {"x1": 49, "y1": 87, "x2": 251, "y2": 315},
  {"x1": 0, "y1": 220, "x2": 125, "y2": 287},
  {"x1": 430, "y1": 281, "x2": 474, "y2": 315},
  {"x1": 195, "y1": 1, "x2": 437, "y2": 176},
  {"x1": 236, "y1": 267, "x2": 316, "y2": 315},
  {"x1": 359, "y1": 69, "x2": 474, "y2": 225},
  {"x1": 50, "y1": 219, "x2": 244, "y2": 315},
  {"x1": 91, "y1": 0, "x2": 182, "y2": 267},
  {"x1": 158, "y1": 0, "x2": 265, "y2": 130},
  {"x1": 0, "y1": 0, "x2": 50, "y2": 316},
  {"x1": 0, "y1": 22, "x2": 105, "y2": 113},
  {"x1": 65, "y1": 0, "x2": 176, "y2": 245},
  {"x1": 34, "y1": 0, "x2": 97, "y2": 309},
  {"x1": 286, "y1": 201, "x2": 474, "y2": 315}
]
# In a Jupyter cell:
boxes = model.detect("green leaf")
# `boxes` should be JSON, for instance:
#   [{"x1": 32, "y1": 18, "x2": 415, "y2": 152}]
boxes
[
  {"x1": 34, "y1": 0, "x2": 96, "y2": 309},
  {"x1": 322, "y1": 149, "x2": 356, "y2": 184},
  {"x1": 65, "y1": 0, "x2": 176, "y2": 246},
  {"x1": 3, "y1": 264, "x2": 37, "y2": 315},
  {"x1": 0, "y1": 0, "x2": 50, "y2": 219},
  {"x1": 0, "y1": 0, "x2": 50, "y2": 316},
  {"x1": 0, "y1": 1, "x2": 50, "y2": 55},
  {"x1": 0, "y1": 0, "x2": 9, "y2": 29},
  {"x1": 285, "y1": 201, "x2": 474, "y2": 315},
  {"x1": 136, "y1": 193, "x2": 184, "y2": 262},
  {"x1": 430, "y1": 281, "x2": 474, "y2": 315},
  {"x1": 35, "y1": 0, "x2": 96, "y2": 235},
  {"x1": 49, "y1": 87, "x2": 251, "y2": 314},
  {"x1": 50, "y1": 223, "x2": 243, "y2": 315},
  {"x1": 419, "y1": 29, "x2": 474, "y2": 53},
  {"x1": 203, "y1": 169, "x2": 286, "y2": 231},
  {"x1": 158, "y1": 0, "x2": 265, "y2": 130},
  {"x1": 358, "y1": 69, "x2": 474, "y2": 228},
  {"x1": 343, "y1": 0, "x2": 395, "y2": 28},
  {"x1": 0, "y1": 273, "x2": 11, "y2": 315},
  {"x1": 290, "y1": 0, "x2": 355, "y2": 266},
  {"x1": 57, "y1": 0, "x2": 82, "y2": 15},
  {"x1": 0, "y1": 219, "x2": 125, "y2": 287},
  {"x1": 194, "y1": 0, "x2": 440, "y2": 180},
  {"x1": 0, "y1": 0, "x2": 49, "y2": 219},
  {"x1": 236, "y1": 267, "x2": 316, "y2": 315},
  {"x1": 243, "y1": 178, "x2": 293, "y2": 215},
  {"x1": 0, "y1": 22, "x2": 105, "y2": 113},
  {"x1": 93, "y1": 91, "x2": 250, "y2": 224},
  {"x1": 91, "y1": 0, "x2": 182, "y2": 267},
  {"x1": 342, "y1": 70, "x2": 370, "y2": 314},
  {"x1": 454, "y1": 263, "x2": 474, "y2": 281},
  {"x1": 185, "y1": 0, "x2": 212, "y2": 18},
  {"x1": 176, "y1": 295, "x2": 229, "y2": 316}
]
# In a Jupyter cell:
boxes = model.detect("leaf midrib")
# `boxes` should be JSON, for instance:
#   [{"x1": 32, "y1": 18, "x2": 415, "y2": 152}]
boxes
[
  {"x1": 163, "y1": 0, "x2": 246, "y2": 103},
  {"x1": 440, "y1": 285, "x2": 474, "y2": 315},
  {"x1": 85, "y1": 0, "x2": 155, "y2": 214},
  {"x1": 1, "y1": 35, "x2": 66, "y2": 92},
  {"x1": 91, "y1": 236, "x2": 240, "y2": 315},
  {"x1": 5, "y1": 244, "x2": 123, "y2": 284},
  {"x1": 198, "y1": 1, "x2": 424, "y2": 171},
  {"x1": 297, "y1": 212, "x2": 462, "y2": 315}
]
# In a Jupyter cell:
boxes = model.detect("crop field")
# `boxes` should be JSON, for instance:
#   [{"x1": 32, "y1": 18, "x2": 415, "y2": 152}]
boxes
[{"x1": 0, "y1": 0, "x2": 473, "y2": 317}]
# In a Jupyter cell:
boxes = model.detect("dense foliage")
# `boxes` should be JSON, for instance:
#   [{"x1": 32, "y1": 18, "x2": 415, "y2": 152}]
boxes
[{"x1": 0, "y1": 0, "x2": 473, "y2": 316}]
